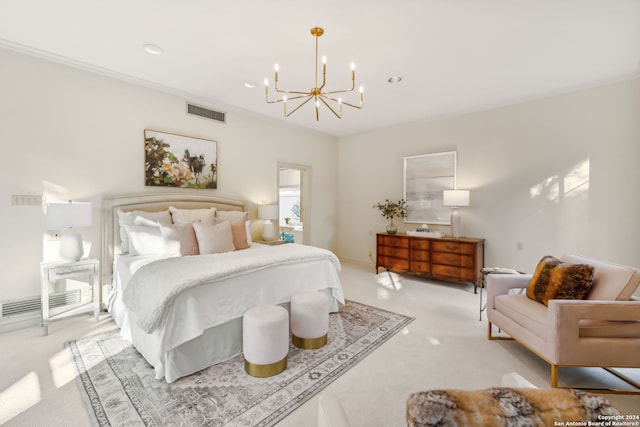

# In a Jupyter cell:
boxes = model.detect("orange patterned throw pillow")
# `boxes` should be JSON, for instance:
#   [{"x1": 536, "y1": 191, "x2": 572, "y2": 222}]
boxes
[{"x1": 526, "y1": 255, "x2": 594, "y2": 305}]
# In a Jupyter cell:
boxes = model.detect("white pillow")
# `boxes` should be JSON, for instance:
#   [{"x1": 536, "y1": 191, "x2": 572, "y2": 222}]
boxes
[
  {"x1": 215, "y1": 210, "x2": 248, "y2": 223},
  {"x1": 160, "y1": 223, "x2": 199, "y2": 257},
  {"x1": 125, "y1": 225, "x2": 164, "y2": 256},
  {"x1": 193, "y1": 221, "x2": 236, "y2": 254},
  {"x1": 117, "y1": 209, "x2": 171, "y2": 253},
  {"x1": 170, "y1": 206, "x2": 217, "y2": 224}
]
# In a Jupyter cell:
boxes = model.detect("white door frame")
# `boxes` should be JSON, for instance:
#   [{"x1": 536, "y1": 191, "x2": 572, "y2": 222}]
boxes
[{"x1": 277, "y1": 161, "x2": 310, "y2": 244}]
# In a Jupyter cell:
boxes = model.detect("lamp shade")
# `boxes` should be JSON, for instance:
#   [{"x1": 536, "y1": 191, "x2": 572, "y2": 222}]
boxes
[
  {"x1": 46, "y1": 201, "x2": 92, "y2": 229},
  {"x1": 442, "y1": 190, "x2": 470, "y2": 207},
  {"x1": 258, "y1": 204, "x2": 278, "y2": 220}
]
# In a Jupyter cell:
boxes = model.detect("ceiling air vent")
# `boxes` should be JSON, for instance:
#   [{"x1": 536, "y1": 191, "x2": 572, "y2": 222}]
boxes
[{"x1": 186, "y1": 103, "x2": 226, "y2": 124}]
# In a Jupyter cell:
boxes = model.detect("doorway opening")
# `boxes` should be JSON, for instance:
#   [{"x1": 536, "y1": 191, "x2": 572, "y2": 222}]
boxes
[{"x1": 278, "y1": 162, "x2": 310, "y2": 245}]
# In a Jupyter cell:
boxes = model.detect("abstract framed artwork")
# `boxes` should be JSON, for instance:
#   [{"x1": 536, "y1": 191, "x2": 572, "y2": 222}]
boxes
[
  {"x1": 403, "y1": 151, "x2": 456, "y2": 224},
  {"x1": 144, "y1": 129, "x2": 217, "y2": 189}
]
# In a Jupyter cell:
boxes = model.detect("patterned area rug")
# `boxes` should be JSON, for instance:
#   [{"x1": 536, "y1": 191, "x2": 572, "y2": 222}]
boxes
[{"x1": 66, "y1": 300, "x2": 413, "y2": 427}]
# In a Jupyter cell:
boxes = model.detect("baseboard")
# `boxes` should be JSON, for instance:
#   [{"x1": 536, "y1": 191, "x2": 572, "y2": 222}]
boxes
[
  {"x1": 338, "y1": 257, "x2": 373, "y2": 269},
  {"x1": 0, "y1": 314, "x2": 40, "y2": 333}
]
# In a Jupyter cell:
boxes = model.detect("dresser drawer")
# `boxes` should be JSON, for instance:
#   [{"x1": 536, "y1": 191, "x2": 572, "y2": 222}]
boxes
[
  {"x1": 378, "y1": 246, "x2": 409, "y2": 258},
  {"x1": 378, "y1": 235, "x2": 409, "y2": 248},
  {"x1": 410, "y1": 261, "x2": 431, "y2": 274},
  {"x1": 410, "y1": 250, "x2": 430, "y2": 262},
  {"x1": 377, "y1": 256, "x2": 409, "y2": 272},
  {"x1": 432, "y1": 241, "x2": 476, "y2": 255},
  {"x1": 432, "y1": 264, "x2": 475, "y2": 281},
  {"x1": 431, "y1": 252, "x2": 473, "y2": 268},
  {"x1": 459, "y1": 268, "x2": 476, "y2": 281},
  {"x1": 432, "y1": 264, "x2": 462, "y2": 279},
  {"x1": 410, "y1": 239, "x2": 430, "y2": 250}
]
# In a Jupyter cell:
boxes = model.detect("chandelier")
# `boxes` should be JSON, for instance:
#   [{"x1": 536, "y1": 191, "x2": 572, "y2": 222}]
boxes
[{"x1": 264, "y1": 27, "x2": 364, "y2": 120}]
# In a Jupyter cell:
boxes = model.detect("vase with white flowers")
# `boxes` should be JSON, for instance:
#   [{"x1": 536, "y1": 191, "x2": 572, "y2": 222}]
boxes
[{"x1": 373, "y1": 199, "x2": 408, "y2": 234}]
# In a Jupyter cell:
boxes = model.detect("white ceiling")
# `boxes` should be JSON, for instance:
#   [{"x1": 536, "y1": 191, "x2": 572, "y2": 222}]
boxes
[{"x1": 1, "y1": 0, "x2": 639, "y2": 137}]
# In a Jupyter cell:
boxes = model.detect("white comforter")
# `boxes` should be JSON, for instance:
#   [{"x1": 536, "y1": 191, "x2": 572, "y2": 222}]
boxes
[{"x1": 123, "y1": 243, "x2": 341, "y2": 333}]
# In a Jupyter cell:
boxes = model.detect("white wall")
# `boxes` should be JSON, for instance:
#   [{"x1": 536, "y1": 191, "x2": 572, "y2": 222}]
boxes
[
  {"x1": 337, "y1": 78, "x2": 640, "y2": 275},
  {"x1": 3, "y1": 46, "x2": 639, "y2": 305},
  {"x1": 0, "y1": 48, "x2": 338, "y2": 302}
]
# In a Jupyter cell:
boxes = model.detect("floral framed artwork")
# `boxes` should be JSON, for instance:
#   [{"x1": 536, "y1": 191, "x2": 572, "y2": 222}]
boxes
[
  {"x1": 403, "y1": 151, "x2": 456, "y2": 224},
  {"x1": 144, "y1": 129, "x2": 217, "y2": 189}
]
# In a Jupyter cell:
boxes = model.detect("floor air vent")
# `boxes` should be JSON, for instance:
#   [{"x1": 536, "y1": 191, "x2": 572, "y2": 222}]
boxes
[
  {"x1": 186, "y1": 103, "x2": 226, "y2": 123},
  {"x1": 0, "y1": 290, "x2": 81, "y2": 318}
]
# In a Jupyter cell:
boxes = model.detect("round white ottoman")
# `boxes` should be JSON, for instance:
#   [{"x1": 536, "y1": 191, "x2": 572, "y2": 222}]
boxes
[
  {"x1": 243, "y1": 305, "x2": 289, "y2": 377},
  {"x1": 290, "y1": 291, "x2": 329, "y2": 349}
]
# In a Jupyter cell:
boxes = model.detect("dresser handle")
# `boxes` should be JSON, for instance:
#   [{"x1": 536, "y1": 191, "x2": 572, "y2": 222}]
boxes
[{"x1": 445, "y1": 245, "x2": 458, "y2": 251}]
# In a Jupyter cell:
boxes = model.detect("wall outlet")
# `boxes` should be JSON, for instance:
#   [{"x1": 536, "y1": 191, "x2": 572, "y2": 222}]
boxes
[
  {"x1": 11, "y1": 194, "x2": 43, "y2": 206},
  {"x1": 368, "y1": 250, "x2": 372, "y2": 257},
  {"x1": 516, "y1": 241, "x2": 523, "y2": 250},
  {"x1": 368, "y1": 229, "x2": 373, "y2": 236}
]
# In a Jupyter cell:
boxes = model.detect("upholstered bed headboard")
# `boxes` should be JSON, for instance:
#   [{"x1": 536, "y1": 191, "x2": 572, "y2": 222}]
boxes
[{"x1": 101, "y1": 193, "x2": 248, "y2": 287}]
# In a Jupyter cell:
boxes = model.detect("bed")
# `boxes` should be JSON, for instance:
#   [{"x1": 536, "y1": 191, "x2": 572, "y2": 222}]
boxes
[{"x1": 102, "y1": 193, "x2": 344, "y2": 382}]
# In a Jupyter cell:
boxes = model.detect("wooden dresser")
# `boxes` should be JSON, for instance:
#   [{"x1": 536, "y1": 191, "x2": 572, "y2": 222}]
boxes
[{"x1": 376, "y1": 233, "x2": 485, "y2": 291}]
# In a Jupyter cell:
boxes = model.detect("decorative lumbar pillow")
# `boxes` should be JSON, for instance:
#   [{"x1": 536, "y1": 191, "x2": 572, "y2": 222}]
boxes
[
  {"x1": 230, "y1": 219, "x2": 250, "y2": 250},
  {"x1": 160, "y1": 223, "x2": 199, "y2": 257},
  {"x1": 526, "y1": 255, "x2": 594, "y2": 305},
  {"x1": 193, "y1": 221, "x2": 236, "y2": 254},
  {"x1": 406, "y1": 387, "x2": 619, "y2": 427},
  {"x1": 169, "y1": 206, "x2": 217, "y2": 224},
  {"x1": 117, "y1": 209, "x2": 171, "y2": 254},
  {"x1": 125, "y1": 225, "x2": 164, "y2": 256}
]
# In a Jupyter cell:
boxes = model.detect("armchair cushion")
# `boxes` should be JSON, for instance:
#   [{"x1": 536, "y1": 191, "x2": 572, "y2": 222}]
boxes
[
  {"x1": 526, "y1": 256, "x2": 594, "y2": 306},
  {"x1": 562, "y1": 254, "x2": 640, "y2": 300},
  {"x1": 495, "y1": 295, "x2": 547, "y2": 339}
]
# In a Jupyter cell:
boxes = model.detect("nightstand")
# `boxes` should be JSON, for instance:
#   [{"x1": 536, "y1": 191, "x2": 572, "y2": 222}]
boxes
[{"x1": 40, "y1": 258, "x2": 100, "y2": 335}]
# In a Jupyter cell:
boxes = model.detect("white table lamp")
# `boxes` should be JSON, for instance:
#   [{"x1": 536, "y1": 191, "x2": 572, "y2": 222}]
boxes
[
  {"x1": 46, "y1": 201, "x2": 92, "y2": 261},
  {"x1": 443, "y1": 190, "x2": 470, "y2": 239},
  {"x1": 258, "y1": 204, "x2": 279, "y2": 241}
]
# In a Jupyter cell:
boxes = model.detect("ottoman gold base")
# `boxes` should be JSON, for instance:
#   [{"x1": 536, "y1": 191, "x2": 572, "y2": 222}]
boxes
[
  {"x1": 292, "y1": 333, "x2": 327, "y2": 349},
  {"x1": 244, "y1": 356, "x2": 287, "y2": 378}
]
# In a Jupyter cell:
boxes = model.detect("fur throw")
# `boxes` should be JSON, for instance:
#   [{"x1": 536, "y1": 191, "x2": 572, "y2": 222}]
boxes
[{"x1": 406, "y1": 387, "x2": 619, "y2": 427}]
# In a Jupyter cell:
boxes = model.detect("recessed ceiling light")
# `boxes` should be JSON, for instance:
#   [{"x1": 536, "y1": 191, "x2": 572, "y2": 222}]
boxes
[
  {"x1": 388, "y1": 76, "x2": 402, "y2": 83},
  {"x1": 143, "y1": 44, "x2": 164, "y2": 55},
  {"x1": 244, "y1": 81, "x2": 256, "y2": 89}
]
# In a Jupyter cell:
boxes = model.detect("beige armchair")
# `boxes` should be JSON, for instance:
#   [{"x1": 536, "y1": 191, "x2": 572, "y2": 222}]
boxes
[{"x1": 486, "y1": 253, "x2": 640, "y2": 393}]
